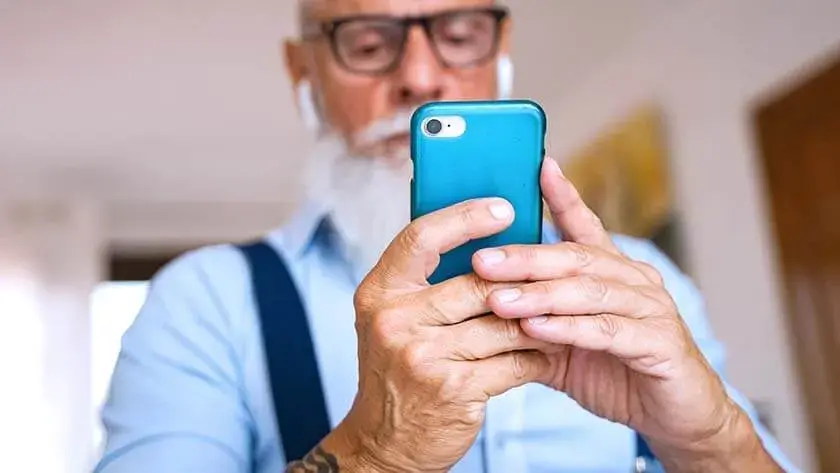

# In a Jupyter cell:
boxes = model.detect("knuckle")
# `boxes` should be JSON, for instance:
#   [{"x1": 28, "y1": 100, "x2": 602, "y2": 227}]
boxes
[
  {"x1": 501, "y1": 318, "x2": 523, "y2": 342},
  {"x1": 462, "y1": 402, "x2": 486, "y2": 426},
  {"x1": 368, "y1": 307, "x2": 404, "y2": 346},
  {"x1": 639, "y1": 286, "x2": 674, "y2": 316},
  {"x1": 636, "y1": 261, "x2": 664, "y2": 285},
  {"x1": 353, "y1": 285, "x2": 375, "y2": 314},
  {"x1": 468, "y1": 274, "x2": 494, "y2": 302},
  {"x1": 518, "y1": 244, "x2": 539, "y2": 264},
  {"x1": 532, "y1": 280, "x2": 555, "y2": 296},
  {"x1": 594, "y1": 314, "x2": 621, "y2": 340},
  {"x1": 424, "y1": 294, "x2": 450, "y2": 323},
  {"x1": 456, "y1": 201, "x2": 484, "y2": 240},
  {"x1": 517, "y1": 246, "x2": 541, "y2": 280},
  {"x1": 632, "y1": 287, "x2": 660, "y2": 318},
  {"x1": 459, "y1": 201, "x2": 480, "y2": 226},
  {"x1": 440, "y1": 368, "x2": 472, "y2": 395},
  {"x1": 399, "y1": 223, "x2": 430, "y2": 255},
  {"x1": 588, "y1": 210, "x2": 606, "y2": 231},
  {"x1": 666, "y1": 317, "x2": 689, "y2": 338},
  {"x1": 652, "y1": 318, "x2": 689, "y2": 355},
  {"x1": 578, "y1": 274, "x2": 608, "y2": 301},
  {"x1": 402, "y1": 342, "x2": 433, "y2": 370},
  {"x1": 567, "y1": 242, "x2": 593, "y2": 267},
  {"x1": 377, "y1": 305, "x2": 403, "y2": 323},
  {"x1": 466, "y1": 319, "x2": 487, "y2": 340},
  {"x1": 509, "y1": 351, "x2": 529, "y2": 381}
]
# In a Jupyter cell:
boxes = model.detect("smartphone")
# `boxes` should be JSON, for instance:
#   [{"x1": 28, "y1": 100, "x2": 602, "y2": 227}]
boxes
[{"x1": 410, "y1": 100, "x2": 546, "y2": 284}]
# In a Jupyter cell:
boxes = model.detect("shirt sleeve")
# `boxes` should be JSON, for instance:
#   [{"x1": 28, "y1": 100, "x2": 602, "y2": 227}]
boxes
[
  {"x1": 613, "y1": 235, "x2": 801, "y2": 473},
  {"x1": 95, "y1": 247, "x2": 254, "y2": 473}
]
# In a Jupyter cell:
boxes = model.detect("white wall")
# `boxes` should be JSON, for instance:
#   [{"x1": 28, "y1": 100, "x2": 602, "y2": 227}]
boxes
[
  {"x1": 105, "y1": 201, "x2": 295, "y2": 252},
  {"x1": 0, "y1": 0, "x2": 676, "y2": 212},
  {"x1": 0, "y1": 201, "x2": 104, "y2": 473},
  {"x1": 546, "y1": 0, "x2": 840, "y2": 470}
]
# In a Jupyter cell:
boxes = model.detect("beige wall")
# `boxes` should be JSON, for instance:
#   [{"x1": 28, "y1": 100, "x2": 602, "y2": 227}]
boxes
[{"x1": 546, "y1": 0, "x2": 840, "y2": 470}]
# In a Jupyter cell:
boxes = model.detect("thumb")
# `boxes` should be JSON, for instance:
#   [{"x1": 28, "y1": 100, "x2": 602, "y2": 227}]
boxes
[{"x1": 372, "y1": 198, "x2": 514, "y2": 287}]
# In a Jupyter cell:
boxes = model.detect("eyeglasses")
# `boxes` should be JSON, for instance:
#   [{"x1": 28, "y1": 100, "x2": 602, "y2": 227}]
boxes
[{"x1": 302, "y1": 7, "x2": 509, "y2": 75}]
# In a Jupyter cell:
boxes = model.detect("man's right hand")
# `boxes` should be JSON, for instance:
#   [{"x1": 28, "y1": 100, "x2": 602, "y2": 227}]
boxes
[{"x1": 332, "y1": 198, "x2": 555, "y2": 473}]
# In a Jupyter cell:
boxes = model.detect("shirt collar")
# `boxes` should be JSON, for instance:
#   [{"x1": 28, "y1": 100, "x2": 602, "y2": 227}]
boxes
[
  {"x1": 275, "y1": 200, "x2": 365, "y2": 284},
  {"x1": 275, "y1": 199, "x2": 336, "y2": 258}
]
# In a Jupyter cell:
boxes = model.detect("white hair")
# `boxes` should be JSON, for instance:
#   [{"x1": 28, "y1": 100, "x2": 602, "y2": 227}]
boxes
[{"x1": 303, "y1": 110, "x2": 414, "y2": 275}]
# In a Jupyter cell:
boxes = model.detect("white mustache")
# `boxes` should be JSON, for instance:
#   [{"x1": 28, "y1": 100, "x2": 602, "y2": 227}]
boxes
[{"x1": 353, "y1": 109, "x2": 415, "y2": 148}]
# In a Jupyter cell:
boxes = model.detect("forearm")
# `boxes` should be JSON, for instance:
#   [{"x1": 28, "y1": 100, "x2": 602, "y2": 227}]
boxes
[{"x1": 655, "y1": 404, "x2": 783, "y2": 473}]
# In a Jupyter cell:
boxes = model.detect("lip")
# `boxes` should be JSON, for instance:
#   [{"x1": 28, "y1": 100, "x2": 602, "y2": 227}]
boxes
[
  {"x1": 384, "y1": 132, "x2": 410, "y2": 148},
  {"x1": 379, "y1": 132, "x2": 412, "y2": 167}
]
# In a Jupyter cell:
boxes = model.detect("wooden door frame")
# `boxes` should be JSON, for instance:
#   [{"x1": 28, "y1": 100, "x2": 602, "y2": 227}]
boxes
[{"x1": 754, "y1": 53, "x2": 840, "y2": 472}]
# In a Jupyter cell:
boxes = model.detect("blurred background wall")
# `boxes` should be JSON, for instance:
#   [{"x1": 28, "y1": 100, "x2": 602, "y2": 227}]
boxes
[
  {"x1": 2, "y1": 0, "x2": 839, "y2": 471},
  {"x1": 544, "y1": 2, "x2": 840, "y2": 472},
  {"x1": 0, "y1": 201, "x2": 103, "y2": 472}
]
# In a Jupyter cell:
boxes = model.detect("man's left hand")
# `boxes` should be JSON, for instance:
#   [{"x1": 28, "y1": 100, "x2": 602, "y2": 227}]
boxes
[{"x1": 471, "y1": 158, "x2": 780, "y2": 471}]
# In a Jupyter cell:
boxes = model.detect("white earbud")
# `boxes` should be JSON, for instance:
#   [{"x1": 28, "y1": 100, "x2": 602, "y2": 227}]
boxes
[
  {"x1": 496, "y1": 54, "x2": 515, "y2": 99},
  {"x1": 296, "y1": 79, "x2": 322, "y2": 133}
]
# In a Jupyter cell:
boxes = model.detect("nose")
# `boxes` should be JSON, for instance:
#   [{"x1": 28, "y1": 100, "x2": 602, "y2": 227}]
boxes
[{"x1": 392, "y1": 26, "x2": 444, "y2": 106}]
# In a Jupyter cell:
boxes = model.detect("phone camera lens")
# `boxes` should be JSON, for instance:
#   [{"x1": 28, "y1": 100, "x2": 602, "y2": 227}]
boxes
[{"x1": 425, "y1": 119, "x2": 443, "y2": 135}]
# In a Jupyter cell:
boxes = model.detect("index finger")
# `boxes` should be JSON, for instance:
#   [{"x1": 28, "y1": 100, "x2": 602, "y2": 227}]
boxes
[
  {"x1": 373, "y1": 197, "x2": 515, "y2": 286},
  {"x1": 541, "y1": 157, "x2": 619, "y2": 254}
]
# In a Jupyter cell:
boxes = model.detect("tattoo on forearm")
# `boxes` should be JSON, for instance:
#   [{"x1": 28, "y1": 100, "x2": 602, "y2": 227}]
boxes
[{"x1": 285, "y1": 446, "x2": 340, "y2": 473}]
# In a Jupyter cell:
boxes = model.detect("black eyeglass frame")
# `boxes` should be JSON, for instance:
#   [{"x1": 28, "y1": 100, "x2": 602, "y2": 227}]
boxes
[{"x1": 301, "y1": 6, "x2": 510, "y2": 75}]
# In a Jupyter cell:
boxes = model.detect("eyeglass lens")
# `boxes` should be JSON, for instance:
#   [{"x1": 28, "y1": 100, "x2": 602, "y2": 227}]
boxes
[{"x1": 332, "y1": 10, "x2": 501, "y2": 74}]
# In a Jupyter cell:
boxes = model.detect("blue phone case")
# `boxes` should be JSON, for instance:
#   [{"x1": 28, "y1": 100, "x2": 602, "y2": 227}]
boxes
[{"x1": 411, "y1": 100, "x2": 546, "y2": 284}]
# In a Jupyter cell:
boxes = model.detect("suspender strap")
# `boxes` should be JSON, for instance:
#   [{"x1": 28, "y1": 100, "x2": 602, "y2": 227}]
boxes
[
  {"x1": 635, "y1": 433, "x2": 663, "y2": 472},
  {"x1": 238, "y1": 241, "x2": 331, "y2": 462}
]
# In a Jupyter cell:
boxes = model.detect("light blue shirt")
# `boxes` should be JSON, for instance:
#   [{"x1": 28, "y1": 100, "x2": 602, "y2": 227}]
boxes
[{"x1": 97, "y1": 202, "x2": 798, "y2": 473}]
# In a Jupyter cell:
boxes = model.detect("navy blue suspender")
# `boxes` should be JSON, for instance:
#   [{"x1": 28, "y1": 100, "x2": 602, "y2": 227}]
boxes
[
  {"x1": 238, "y1": 240, "x2": 659, "y2": 471},
  {"x1": 635, "y1": 435, "x2": 663, "y2": 472},
  {"x1": 238, "y1": 241, "x2": 331, "y2": 463}
]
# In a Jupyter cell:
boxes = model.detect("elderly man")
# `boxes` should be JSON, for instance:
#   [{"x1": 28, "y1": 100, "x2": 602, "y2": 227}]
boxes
[{"x1": 96, "y1": 0, "x2": 797, "y2": 472}]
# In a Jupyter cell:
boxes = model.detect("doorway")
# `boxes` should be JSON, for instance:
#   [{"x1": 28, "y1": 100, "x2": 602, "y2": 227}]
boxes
[{"x1": 755, "y1": 53, "x2": 840, "y2": 472}]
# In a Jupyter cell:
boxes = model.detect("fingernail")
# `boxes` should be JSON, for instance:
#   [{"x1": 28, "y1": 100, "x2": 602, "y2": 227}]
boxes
[
  {"x1": 547, "y1": 157, "x2": 564, "y2": 177},
  {"x1": 527, "y1": 316, "x2": 548, "y2": 325},
  {"x1": 494, "y1": 288, "x2": 521, "y2": 303},
  {"x1": 478, "y1": 249, "x2": 506, "y2": 265},
  {"x1": 489, "y1": 200, "x2": 514, "y2": 220}
]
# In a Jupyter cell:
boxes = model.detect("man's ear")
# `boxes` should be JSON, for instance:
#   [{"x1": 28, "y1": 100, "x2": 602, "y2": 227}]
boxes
[
  {"x1": 499, "y1": 16, "x2": 512, "y2": 57},
  {"x1": 283, "y1": 39, "x2": 323, "y2": 132},
  {"x1": 283, "y1": 39, "x2": 307, "y2": 87}
]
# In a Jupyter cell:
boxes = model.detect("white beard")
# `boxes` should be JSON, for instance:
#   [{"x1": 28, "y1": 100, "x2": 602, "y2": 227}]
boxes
[{"x1": 303, "y1": 112, "x2": 414, "y2": 275}]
